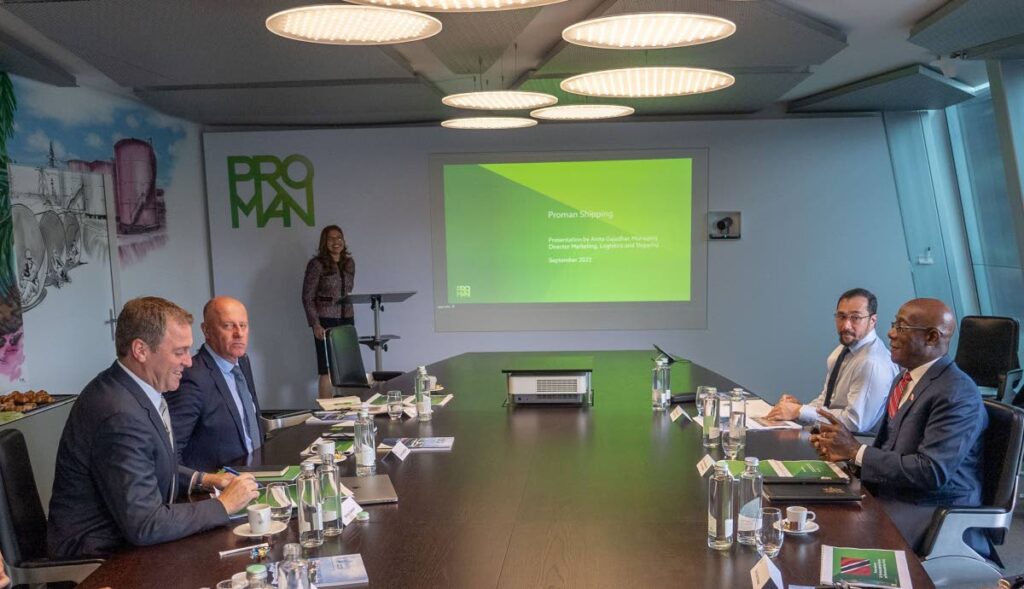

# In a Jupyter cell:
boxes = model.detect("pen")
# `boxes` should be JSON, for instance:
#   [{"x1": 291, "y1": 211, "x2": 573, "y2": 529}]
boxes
[
  {"x1": 219, "y1": 542, "x2": 269, "y2": 559},
  {"x1": 223, "y1": 466, "x2": 240, "y2": 476}
]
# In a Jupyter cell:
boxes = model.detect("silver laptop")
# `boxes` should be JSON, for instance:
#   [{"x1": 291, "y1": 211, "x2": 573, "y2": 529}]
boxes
[{"x1": 339, "y1": 474, "x2": 398, "y2": 504}]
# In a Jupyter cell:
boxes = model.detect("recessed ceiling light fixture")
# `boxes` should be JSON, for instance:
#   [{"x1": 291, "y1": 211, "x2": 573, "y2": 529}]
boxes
[
  {"x1": 530, "y1": 104, "x2": 635, "y2": 121},
  {"x1": 561, "y1": 67, "x2": 734, "y2": 98},
  {"x1": 442, "y1": 90, "x2": 557, "y2": 110},
  {"x1": 346, "y1": 0, "x2": 566, "y2": 12},
  {"x1": 441, "y1": 117, "x2": 538, "y2": 129},
  {"x1": 562, "y1": 13, "x2": 736, "y2": 50},
  {"x1": 266, "y1": 5, "x2": 442, "y2": 45}
]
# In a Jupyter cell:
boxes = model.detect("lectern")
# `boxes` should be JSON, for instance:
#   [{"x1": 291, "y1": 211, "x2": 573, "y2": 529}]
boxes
[{"x1": 341, "y1": 291, "x2": 415, "y2": 373}]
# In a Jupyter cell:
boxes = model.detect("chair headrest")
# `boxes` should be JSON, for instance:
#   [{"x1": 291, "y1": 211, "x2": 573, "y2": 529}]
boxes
[{"x1": 982, "y1": 400, "x2": 1024, "y2": 510}]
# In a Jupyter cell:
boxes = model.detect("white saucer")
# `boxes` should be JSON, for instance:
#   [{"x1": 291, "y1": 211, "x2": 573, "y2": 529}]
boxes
[
  {"x1": 774, "y1": 519, "x2": 819, "y2": 535},
  {"x1": 232, "y1": 520, "x2": 287, "y2": 537}
]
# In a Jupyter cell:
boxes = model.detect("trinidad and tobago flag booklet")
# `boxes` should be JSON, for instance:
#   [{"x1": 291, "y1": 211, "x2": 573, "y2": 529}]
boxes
[{"x1": 819, "y1": 545, "x2": 912, "y2": 588}]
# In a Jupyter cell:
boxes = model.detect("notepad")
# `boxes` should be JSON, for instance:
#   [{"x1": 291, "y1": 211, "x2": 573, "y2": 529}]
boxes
[{"x1": 232, "y1": 465, "x2": 290, "y2": 478}]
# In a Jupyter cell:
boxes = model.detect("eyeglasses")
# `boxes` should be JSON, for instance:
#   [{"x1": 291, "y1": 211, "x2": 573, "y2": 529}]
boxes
[
  {"x1": 834, "y1": 313, "x2": 872, "y2": 323},
  {"x1": 890, "y1": 322, "x2": 934, "y2": 333}
]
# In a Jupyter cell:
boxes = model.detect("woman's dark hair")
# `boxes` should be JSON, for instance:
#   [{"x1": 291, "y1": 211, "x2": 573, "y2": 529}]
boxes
[{"x1": 316, "y1": 225, "x2": 348, "y2": 273}]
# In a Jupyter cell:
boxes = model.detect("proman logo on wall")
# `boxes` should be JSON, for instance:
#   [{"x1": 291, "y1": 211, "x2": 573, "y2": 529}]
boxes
[{"x1": 227, "y1": 155, "x2": 315, "y2": 228}]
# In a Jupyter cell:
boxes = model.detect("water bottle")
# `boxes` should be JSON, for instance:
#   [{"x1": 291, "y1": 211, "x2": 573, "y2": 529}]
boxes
[
  {"x1": 246, "y1": 563, "x2": 269, "y2": 588},
  {"x1": 317, "y1": 441, "x2": 343, "y2": 537},
  {"x1": 297, "y1": 462, "x2": 324, "y2": 548},
  {"x1": 651, "y1": 356, "x2": 671, "y2": 411},
  {"x1": 354, "y1": 403, "x2": 377, "y2": 476},
  {"x1": 277, "y1": 543, "x2": 311, "y2": 589},
  {"x1": 737, "y1": 457, "x2": 763, "y2": 546},
  {"x1": 707, "y1": 460, "x2": 734, "y2": 550},
  {"x1": 415, "y1": 366, "x2": 432, "y2": 422},
  {"x1": 701, "y1": 386, "x2": 719, "y2": 448},
  {"x1": 729, "y1": 388, "x2": 747, "y2": 451}
]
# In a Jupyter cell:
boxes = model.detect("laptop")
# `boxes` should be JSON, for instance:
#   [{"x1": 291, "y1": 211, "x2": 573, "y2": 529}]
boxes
[{"x1": 339, "y1": 474, "x2": 399, "y2": 504}]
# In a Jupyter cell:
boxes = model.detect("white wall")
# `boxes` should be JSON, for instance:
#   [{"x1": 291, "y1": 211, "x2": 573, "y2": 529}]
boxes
[{"x1": 204, "y1": 116, "x2": 915, "y2": 409}]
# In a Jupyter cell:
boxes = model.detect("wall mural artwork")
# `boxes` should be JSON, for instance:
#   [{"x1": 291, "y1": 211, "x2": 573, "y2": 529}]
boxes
[
  {"x1": 0, "y1": 73, "x2": 24, "y2": 380},
  {"x1": 5, "y1": 75, "x2": 186, "y2": 315}
]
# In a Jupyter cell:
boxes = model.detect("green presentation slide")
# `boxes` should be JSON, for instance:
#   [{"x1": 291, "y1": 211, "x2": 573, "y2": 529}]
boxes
[{"x1": 443, "y1": 158, "x2": 692, "y2": 304}]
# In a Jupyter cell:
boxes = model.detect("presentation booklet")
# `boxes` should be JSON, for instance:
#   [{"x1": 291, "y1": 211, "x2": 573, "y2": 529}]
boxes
[
  {"x1": 819, "y1": 545, "x2": 911, "y2": 588},
  {"x1": 270, "y1": 554, "x2": 368, "y2": 587},
  {"x1": 379, "y1": 437, "x2": 455, "y2": 452},
  {"x1": 724, "y1": 459, "x2": 849, "y2": 483},
  {"x1": 316, "y1": 396, "x2": 362, "y2": 411}
]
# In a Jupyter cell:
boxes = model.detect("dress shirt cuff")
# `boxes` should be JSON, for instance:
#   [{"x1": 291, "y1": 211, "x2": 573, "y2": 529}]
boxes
[
  {"x1": 799, "y1": 404, "x2": 819, "y2": 423},
  {"x1": 854, "y1": 444, "x2": 867, "y2": 466}
]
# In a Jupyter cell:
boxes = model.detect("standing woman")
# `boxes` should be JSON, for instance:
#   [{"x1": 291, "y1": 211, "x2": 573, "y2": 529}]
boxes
[{"x1": 302, "y1": 225, "x2": 355, "y2": 398}]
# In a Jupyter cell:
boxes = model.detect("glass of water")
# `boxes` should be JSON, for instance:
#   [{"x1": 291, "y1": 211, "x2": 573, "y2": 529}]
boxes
[
  {"x1": 387, "y1": 390, "x2": 404, "y2": 420},
  {"x1": 266, "y1": 482, "x2": 293, "y2": 526},
  {"x1": 756, "y1": 507, "x2": 784, "y2": 558},
  {"x1": 695, "y1": 385, "x2": 712, "y2": 419}
]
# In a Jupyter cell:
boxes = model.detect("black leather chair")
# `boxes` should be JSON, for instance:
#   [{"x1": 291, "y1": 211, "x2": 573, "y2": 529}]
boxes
[
  {"x1": 0, "y1": 429, "x2": 102, "y2": 587},
  {"x1": 953, "y1": 315, "x2": 1022, "y2": 403},
  {"x1": 920, "y1": 400, "x2": 1024, "y2": 587},
  {"x1": 324, "y1": 326, "x2": 401, "y2": 395}
]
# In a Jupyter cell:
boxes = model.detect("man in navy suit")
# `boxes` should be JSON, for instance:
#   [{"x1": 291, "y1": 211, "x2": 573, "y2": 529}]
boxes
[
  {"x1": 48, "y1": 297, "x2": 259, "y2": 558},
  {"x1": 812, "y1": 298, "x2": 987, "y2": 553},
  {"x1": 167, "y1": 296, "x2": 264, "y2": 473}
]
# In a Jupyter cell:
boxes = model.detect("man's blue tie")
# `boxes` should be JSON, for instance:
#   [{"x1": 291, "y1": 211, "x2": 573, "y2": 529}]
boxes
[{"x1": 231, "y1": 365, "x2": 261, "y2": 451}]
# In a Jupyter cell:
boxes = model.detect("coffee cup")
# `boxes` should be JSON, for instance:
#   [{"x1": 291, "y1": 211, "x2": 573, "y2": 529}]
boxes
[
  {"x1": 786, "y1": 506, "x2": 815, "y2": 531},
  {"x1": 247, "y1": 503, "x2": 272, "y2": 534}
]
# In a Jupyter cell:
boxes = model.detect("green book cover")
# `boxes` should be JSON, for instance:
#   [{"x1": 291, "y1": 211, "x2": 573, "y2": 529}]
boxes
[
  {"x1": 820, "y1": 545, "x2": 910, "y2": 588},
  {"x1": 772, "y1": 460, "x2": 848, "y2": 481},
  {"x1": 254, "y1": 465, "x2": 301, "y2": 483},
  {"x1": 724, "y1": 460, "x2": 779, "y2": 478}
]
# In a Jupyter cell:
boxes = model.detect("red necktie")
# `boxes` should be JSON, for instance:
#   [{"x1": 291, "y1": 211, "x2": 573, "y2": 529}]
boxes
[{"x1": 887, "y1": 371, "x2": 913, "y2": 418}]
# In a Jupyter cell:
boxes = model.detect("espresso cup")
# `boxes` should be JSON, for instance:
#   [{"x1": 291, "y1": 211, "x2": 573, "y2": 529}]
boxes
[
  {"x1": 247, "y1": 503, "x2": 272, "y2": 534},
  {"x1": 786, "y1": 506, "x2": 815, "y2": 531}
]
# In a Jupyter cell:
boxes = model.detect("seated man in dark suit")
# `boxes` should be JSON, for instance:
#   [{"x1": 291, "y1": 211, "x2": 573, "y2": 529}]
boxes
[
  {"x1": 811, "y1": 298, "x2": 988, "y2": 554},
  {"x1": 48, "y1": 297, "x2": 259, "y2": 558},
  {"x1": 166, "y1": 296, "x2": 263, "y2": 473}
]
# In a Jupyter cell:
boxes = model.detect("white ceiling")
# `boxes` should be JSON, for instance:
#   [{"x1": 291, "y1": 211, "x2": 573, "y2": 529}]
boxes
[{"x1": 0, "y1": 0, "x2": 1020, "y2": 126}]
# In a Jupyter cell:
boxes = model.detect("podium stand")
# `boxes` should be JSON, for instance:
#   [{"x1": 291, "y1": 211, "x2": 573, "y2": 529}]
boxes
[{"x1": 341, "y1": 291, "x2": 415, "y2": 373}]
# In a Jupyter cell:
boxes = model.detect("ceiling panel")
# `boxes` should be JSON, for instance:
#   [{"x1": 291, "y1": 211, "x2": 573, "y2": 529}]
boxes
[
  {"x1": 789, "y1": 65, "x2": 975, "y2": 113},
  {"x1": 424, "y1": 9, "x2": 543, "y2": 75},
  {"x1": 521, "y1": 71, "x2": 811, "y2": 116},
  {"x1": 964, "y1": 33, "x2": 1024, "y2": 60},
  {"x1": 537, "y1": 0, "x2": 846, "y2": 76},
  {"x1": 909, "y1": 0, "x2": 1024, "y2": 55},
  {"x1": 4, "y1": 0, "x2": 416, "y2": 88},
  {"x1": 136, "y1": 81, "x2": 455, "y2": 126},
  {"x1": 0, "y1": 30, "x2": 75, "y2": 87}
]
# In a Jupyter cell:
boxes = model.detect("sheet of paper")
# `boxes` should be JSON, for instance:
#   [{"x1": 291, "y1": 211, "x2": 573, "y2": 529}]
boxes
[
  {"x1": 340, "y1": 496, "x2": 362, "y2": 526},
  {"x1": 697, "y1": 454, "x2": 716, "y2": 477},
  {"x1": 750, "y1": 555, "x2": 784, "y2": 589},
  {"x1": 392, "y1": 440, "x2": 410, "y2": 461}
]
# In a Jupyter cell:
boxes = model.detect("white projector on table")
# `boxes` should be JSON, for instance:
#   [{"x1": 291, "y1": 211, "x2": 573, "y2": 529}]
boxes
[{"x1": 503, "y1": 369, "x2": 592, "y2": 405}]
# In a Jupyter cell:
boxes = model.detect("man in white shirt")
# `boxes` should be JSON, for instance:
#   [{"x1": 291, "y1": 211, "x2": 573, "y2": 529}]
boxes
[{"x1": 766, "y1": 288, "x2": 898, "y2": 433}]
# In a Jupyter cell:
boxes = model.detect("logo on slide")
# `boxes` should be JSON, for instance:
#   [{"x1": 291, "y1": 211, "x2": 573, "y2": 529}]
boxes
[{"x1": 227, "y1": 154, "x2": 315, "y2": 228}]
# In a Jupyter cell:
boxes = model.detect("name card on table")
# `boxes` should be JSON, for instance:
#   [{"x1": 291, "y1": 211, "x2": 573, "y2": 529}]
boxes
[
  {"x1": 340, "y1": 496, "x2": 362, "y2": 526},
  {"x1": 697, "y1": 454, "x2": 716, "y2": 477},
  {"x1": 404, "y1": 406, "x2": 418, "y2": 419},
  {"x1": 750, "y1": 555, "x2": 784, "y2": 589},
  {"x1": 392, "y1": 440, "x2": 411, "y2": 461},
  {"x1": 669, "y1": 406, "x2": 686, "y2": 422}
]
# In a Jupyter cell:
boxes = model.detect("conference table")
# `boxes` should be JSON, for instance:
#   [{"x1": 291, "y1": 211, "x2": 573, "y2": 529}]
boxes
[{"x1": 77, "y1": 351, "x2": 934, "y2": 588}]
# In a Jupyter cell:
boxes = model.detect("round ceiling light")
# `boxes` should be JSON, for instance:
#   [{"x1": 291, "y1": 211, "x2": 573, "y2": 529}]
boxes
[
  {"x1": 346, "y1": 0, "x2": 566, "y2": 12},
  {"x1": 563, "y1": 12, "x2": 736, "y2": 50},
  {"x1": 441, "y1": 117, "x2": 538, "y2": 129},
  {"x1": 530, "y1": 104, "x2": 635, "y2": 121},
  {"x1": 561, "y1": 67, "x2": 734, "y2": 98},
  {"x1": 266, "y1": 5, "x2": 442, "y2": 45},
  {"x1": 442, "y1": 90, "x2": 557, "y2": 110}
]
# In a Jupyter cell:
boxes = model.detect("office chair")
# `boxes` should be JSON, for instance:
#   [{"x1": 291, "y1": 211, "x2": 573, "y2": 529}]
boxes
[
  {"x1": 0, "y1": 429, "x2": 103, "y2": 588},
  {"x1": 324, "y1": 325, "x2": 402, "y2": 396},
  {"x1": 953, "y1": 315, "x2": 1022, "y2": 402},
  {"x1": 919, "y1": 400, "x2": 1024, "y2": 588}
]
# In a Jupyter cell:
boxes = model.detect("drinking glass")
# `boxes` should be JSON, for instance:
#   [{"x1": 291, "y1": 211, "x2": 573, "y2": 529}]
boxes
[
  {"x1": 695, "y1": 385, "x2": 712, "y2": 419},
  {"x1": 723, "y1": 426, "x2": 742, "y2": 460},
  {"x1": 266, "y1": 482, "x2": 293, "y2": 526},
  {"x1": 387, "y1": 390, "x2": 404, "y2": 420},
  {"x1": 755, "y1": 507, "x2": 784, "y2": 558},
  {"x1": 216, "y1": 580, "x2": 247, "y2": 589}
]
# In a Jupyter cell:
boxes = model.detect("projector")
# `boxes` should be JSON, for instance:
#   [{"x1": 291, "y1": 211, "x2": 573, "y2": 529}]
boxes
[{"x1": 503, "y1": 369, "x2": 592, "y2": 405}]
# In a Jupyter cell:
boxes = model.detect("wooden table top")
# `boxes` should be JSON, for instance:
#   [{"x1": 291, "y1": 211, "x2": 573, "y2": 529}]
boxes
[{"x1": 77, "y1": 350, "x2": 933, "y2": 589}]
